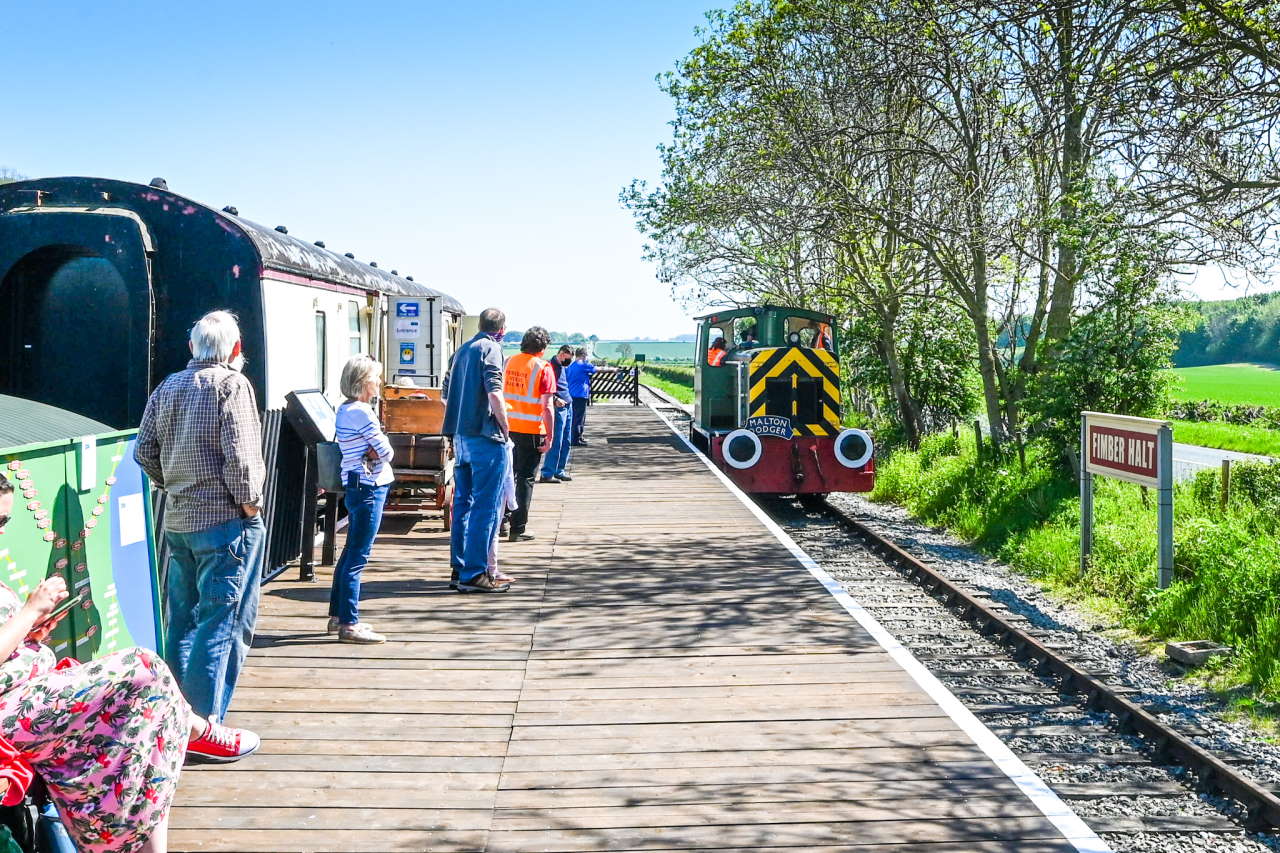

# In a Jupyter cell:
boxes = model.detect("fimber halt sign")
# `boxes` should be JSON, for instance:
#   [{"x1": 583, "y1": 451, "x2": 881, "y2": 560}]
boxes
[
  {"x1": 1080, "y1": 411, "x2": 1174, "y2": 588},
  {"x1": 1084, "y1": 413, "x2": 1165, "y2": 488}
]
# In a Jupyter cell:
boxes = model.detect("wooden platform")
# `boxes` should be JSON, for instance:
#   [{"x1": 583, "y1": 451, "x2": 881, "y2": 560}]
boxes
[{"x1": 171, "y1": 405, "x2": 1084, "y2": 852}]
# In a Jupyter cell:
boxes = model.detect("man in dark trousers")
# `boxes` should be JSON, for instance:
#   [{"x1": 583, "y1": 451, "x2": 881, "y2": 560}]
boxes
[
  {"x1": 565, "y1": 347, "x2": 596, "y2": 446},
  {"x1": 539, "y1": 345, "x2": 574, "y2": 483},
  {"x1": 503, "y1": 327, "x2": 556, "y2": 541}
]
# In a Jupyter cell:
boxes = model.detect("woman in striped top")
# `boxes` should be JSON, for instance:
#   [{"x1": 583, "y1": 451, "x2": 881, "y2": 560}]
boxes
[{"x1": 328, "y1": 355, "x2": 395, "y2": 644}]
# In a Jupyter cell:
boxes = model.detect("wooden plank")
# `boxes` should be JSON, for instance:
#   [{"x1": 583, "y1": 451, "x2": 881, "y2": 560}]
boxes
[{"x1": 166, "y1": 829, "x2": 487, "y2": 852}]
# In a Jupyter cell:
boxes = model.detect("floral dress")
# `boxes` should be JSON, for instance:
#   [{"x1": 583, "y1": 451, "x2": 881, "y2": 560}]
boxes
[{"x1": 0, "y1": 583, "x2": 187, "y2": 852}]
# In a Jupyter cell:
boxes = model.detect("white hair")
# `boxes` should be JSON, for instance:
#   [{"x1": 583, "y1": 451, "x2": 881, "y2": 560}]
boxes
[
  {"x1": 340, "y1": 354, "x2": 383, "y2": 399},
  {"x1": 190, "y1": 310, "x2": 241, "y2": 363}
]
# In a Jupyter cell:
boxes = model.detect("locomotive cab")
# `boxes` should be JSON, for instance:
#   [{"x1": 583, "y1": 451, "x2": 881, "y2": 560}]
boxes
[{"x1": 690, "y1": 306, "x2": 874, "y2": 500}]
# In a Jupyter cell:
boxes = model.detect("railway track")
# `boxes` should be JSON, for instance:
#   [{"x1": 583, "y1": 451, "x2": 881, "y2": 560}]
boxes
[{"x1": 640, "y1": 385, "x2": 1280, "y2": 853}]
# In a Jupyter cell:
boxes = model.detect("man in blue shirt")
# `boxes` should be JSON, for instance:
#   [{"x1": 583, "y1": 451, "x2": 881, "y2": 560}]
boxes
[
  {"x1": 565, "y1": 348, "x2": 599, "y2": 446},
  {"x1": 442, "y1": 307, "x2": 511, "y2": 593},
  {"x1": 539, "y1": 345, "x2": 574, "y2": 483}
]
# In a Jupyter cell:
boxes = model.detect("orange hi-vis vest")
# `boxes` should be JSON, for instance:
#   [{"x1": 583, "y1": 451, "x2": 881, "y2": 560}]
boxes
[
  {"x1": 503, "y1": 352, "x2": 549, "y2": 435},
  {"x1": 708, "y1": 348, "x2": 726, "y2": 367}
]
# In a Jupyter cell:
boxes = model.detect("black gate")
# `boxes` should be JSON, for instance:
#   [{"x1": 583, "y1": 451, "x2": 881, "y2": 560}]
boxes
[{"x1": 589, "y1": 366, "x2": 640, "y2": 406}]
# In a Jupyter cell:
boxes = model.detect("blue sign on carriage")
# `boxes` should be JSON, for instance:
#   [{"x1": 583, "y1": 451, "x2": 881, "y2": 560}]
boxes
[
  {"x1": 395, "y1": 302, "x2": 419, "y2": 317},
  {"x1": 746, "y1": 416, "x2": 793, "y2": 439}
]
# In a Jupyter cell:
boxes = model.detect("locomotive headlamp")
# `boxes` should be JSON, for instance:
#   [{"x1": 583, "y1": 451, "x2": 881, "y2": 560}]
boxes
[
  {"x1": 834, "y1": 428, "x2": 874, "y2": 469},
  {"x1": 722, "y1": 429, "x2": 762, "y2": 469}
]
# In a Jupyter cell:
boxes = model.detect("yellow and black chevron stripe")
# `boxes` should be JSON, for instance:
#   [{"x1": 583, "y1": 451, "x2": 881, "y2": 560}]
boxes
[{"x1": 747, "y1": 346, "x2": 842, "y2": 436}]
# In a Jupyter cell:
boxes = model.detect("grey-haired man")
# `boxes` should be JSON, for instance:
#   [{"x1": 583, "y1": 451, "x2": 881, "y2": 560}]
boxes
[{"x1": 135, "y1": 309, "x2": 264, "y2": 761}]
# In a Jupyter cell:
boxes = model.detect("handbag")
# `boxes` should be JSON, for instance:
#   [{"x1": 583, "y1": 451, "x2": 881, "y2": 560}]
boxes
[{"x1": 316, "y1": 441, "x2": 345, "y2": 494}]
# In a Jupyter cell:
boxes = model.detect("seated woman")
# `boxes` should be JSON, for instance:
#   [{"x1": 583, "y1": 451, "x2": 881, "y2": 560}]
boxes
[
  {"x1": 327, "y1": 355, "x2": 395, "y2": 644},
  {"x1": 0, "y1": 472, "x2": 253, "y2": 852}
]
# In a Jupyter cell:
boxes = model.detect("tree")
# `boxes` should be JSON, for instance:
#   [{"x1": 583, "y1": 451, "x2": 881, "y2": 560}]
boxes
[
  {"x1": 627, "y1": 0, "x2": 1280, "y2": 452},
  {"x1": 616, "y1": 343, "x2": 634, "y2": 361}
]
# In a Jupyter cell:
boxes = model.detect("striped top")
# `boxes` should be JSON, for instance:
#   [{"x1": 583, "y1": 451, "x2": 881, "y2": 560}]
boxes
[{"x1": 335, "y1": 400, "x2": 395, "y2": 487}]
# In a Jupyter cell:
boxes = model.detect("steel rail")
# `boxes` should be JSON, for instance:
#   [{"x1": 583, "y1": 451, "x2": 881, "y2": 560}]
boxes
[{"x1": 825, "y1": 501, "x2": 1280, "y2": 832}]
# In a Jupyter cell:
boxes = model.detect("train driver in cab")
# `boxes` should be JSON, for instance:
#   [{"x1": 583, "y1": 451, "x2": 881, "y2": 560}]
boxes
[{"x1": 707, "y1": 336, "x2": 728, "y2": 367}]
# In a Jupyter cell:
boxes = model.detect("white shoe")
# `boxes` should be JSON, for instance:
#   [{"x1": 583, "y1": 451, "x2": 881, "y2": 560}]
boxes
[
  {"x1": 338, "y1": 623, "x2": 386, "y2": 644},
  {"x1": 326, "y1": 616, "x2": 340, "y2": 635}
]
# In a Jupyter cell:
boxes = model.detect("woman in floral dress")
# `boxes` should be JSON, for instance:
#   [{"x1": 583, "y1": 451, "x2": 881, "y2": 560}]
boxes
[{"x1": 0, "y1": 473, "x2": 250, "y2": 853}]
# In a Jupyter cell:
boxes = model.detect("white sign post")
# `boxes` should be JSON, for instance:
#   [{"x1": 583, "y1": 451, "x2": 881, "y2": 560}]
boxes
[{"x1": 1080, "y1": 412, "x2": 1174, "y2": 588}]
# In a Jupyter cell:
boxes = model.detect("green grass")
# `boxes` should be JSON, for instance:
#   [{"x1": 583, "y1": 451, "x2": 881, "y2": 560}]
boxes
[
  {"x1": 1169, "y1": 363, "x2": 1280, "y2": 406},
  {"x1": 640, "y1": 365, "x2": 694, "y2": 404},
  {"x1": 1173, "y1": 420, "x2": 1280, "y2": 456},
  {"x1": 872, "y1": 435, "x2": 1280, "y2": 708}
]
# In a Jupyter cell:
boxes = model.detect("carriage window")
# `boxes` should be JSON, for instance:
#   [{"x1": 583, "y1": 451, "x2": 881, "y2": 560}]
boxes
[
  {"x1": 315, "y1": 311, "x2": 328, "y2": 392},
  {"x1": 348, "y1": 301, "x2": 363, "y2": 355},
  {"x1": 706, "y1": 326, "x2": 727, "y2": 366}
]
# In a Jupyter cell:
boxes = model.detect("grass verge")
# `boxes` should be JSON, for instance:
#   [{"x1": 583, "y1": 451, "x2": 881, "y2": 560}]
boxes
[
  {"x1": 1173, "y1": 420, "x2": 1280, "y2": 456},
  {"x1": 872, "y1": 434, "x2": 1280, "y2": 711},
  {"x1": 642, "y1": 373, "x2": 694, "y2": 404}
]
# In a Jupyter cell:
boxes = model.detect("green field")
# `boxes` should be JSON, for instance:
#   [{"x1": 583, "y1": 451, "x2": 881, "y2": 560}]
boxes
[
  {"x1": 1169, "y1": 363, "x2": 1280, "y2": 406},
  {"x1": 1172, "y1": 420, "x2": 1280, "y2": 456}
]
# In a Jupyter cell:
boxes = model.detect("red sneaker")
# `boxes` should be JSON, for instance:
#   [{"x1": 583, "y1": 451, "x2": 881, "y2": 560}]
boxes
[{"x1": 186, "y1": 720, "x2": 261, "y2": 764}]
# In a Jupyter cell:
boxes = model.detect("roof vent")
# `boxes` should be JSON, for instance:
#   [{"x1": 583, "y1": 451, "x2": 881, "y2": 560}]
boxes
[
  {"x1": 406, "y1": 276, "x2": 414, "y2": 281},
  {"x1": 274, "y1": 225, "x2": 288, "y2": 234},
  {"x1": 391, "y1": 270, "x2": 399, "y2": 276},
  {"x1": 314, "y1": 240, "x2": 326, "y2": 248},
  {"x1": 344, "y1": 252, "x2": 355, "y2": 259},
  {"x1": 370, "y1": 262, "x2": 378, "y2": 268},
  {"x1": 149, "y1": 177, "x2": 168, "y2": 190},
  {"x1": 222, "y1": 205, "x2": 239, "y2": 216}
]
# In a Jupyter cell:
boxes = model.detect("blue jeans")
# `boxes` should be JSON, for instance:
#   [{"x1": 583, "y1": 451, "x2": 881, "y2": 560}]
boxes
[
  {"x1": 164, "y1": 515, "x2": 265, "y2": 721},
  {"x1": 541, "y1": 404, "x2": 572, "y2": 478},
  {"x1": 329, "y1": 481, "x2": 390, "y2": 625},
  {"x1": 571, "y1": 397, "x2": 588, "y2": 444},
  {"x1": 451, "y1": 435, "x2": 508, "y2": 584}
]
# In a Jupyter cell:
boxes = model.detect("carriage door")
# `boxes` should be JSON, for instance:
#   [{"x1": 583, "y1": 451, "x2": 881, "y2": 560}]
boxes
[{"x1": 0, "y1": 209, "x2": 153, "y2": 428}]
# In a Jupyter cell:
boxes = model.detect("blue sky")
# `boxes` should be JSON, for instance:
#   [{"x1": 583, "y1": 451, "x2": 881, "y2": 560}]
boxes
[{"x1": 0, "y1": 1, "x2": 720, "y2": 339}]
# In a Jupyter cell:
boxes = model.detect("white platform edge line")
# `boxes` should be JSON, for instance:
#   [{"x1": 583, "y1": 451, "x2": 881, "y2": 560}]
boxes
[{"x1": 644, "y1": 401, "x2": 1112, "y2": 853}]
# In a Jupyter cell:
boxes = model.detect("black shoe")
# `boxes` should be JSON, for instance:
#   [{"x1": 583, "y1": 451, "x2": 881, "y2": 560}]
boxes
[
  {"x1": 537, "y1": 476, "x2": 562, "y2": 484},
  {"x1": 556, "y1": 473, "x2": 573, "y2": 482},
  {"x1": 508, "y1": 531, "x2": 535, "y2": 542},
  {"x1": 577, "y1": 439, "x2": 590, "y2": 446},
  {"x1": 457, "y1": 575, "x2": 511, "y2": 593}
]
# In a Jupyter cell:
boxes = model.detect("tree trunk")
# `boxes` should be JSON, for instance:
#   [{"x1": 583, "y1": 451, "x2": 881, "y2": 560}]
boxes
[
  {"x1": 1044, "y1": 3, "x2": 1085, "y2": 350},
  {"x1": 879, "y1": 319, "x2": 922, "y2": 447}
]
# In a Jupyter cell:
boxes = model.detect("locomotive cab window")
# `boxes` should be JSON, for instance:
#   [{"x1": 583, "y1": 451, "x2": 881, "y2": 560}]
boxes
[
  {"x1": 785, "y1": 316, "x2": 834, "y2": 354},
  {"x1": 706, "y1": 326, "x2": 728, "y2": 366}
]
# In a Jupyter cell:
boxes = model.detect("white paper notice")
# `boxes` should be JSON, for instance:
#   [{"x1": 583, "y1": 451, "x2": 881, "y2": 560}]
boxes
[
  {"x1": 395, "y1": 318, "x2": 421, "y2": 338},
  {"x1": 117, "y1": 493, "x2": 146, "y2": 546}
]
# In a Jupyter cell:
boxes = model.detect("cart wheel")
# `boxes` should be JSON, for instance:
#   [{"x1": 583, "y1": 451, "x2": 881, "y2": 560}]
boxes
[{"x1": 442, "y1": 484, "x2": 454, "y2": 532}]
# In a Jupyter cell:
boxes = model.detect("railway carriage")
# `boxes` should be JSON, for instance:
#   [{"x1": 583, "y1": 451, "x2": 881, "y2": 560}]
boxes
[
  {"x1": 0, "y1": 175, "x2": 465, "y2": 575},
  {"x1": 690, "y1": 306, "x2": 874, "y2": 504}
]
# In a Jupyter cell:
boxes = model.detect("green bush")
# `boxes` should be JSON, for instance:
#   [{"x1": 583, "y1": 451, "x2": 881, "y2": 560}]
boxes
[{"x1": 872, "y1": 438, "x2": 1280, "y2": 701}]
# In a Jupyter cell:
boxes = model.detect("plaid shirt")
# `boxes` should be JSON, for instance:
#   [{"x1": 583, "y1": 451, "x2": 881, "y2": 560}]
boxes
[{"x1": 134, "y1": 359, "x2": 266, "y2": 533}]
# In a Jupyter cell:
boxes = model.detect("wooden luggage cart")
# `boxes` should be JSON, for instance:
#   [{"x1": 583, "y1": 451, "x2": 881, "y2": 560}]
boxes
[{"x1": 380, "y1": 386, "x2": 454, "y2": 529}]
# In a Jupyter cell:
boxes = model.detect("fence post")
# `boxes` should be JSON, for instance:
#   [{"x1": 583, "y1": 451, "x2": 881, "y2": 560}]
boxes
[
  {"x1": 973, "y1": 420, "x2": 983, "y2": 463},
  {"x1": 633, "y1": 366, "x2": 640, "y2": 406},
  {"x1": 1220, "y1": 458, "x2": 1231, "y2": 513}
]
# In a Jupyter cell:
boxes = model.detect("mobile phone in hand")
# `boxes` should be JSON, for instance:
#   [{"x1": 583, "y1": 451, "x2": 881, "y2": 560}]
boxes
[{"x1": 37, "y1": 593, "x2": 84, "y2": 626}]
